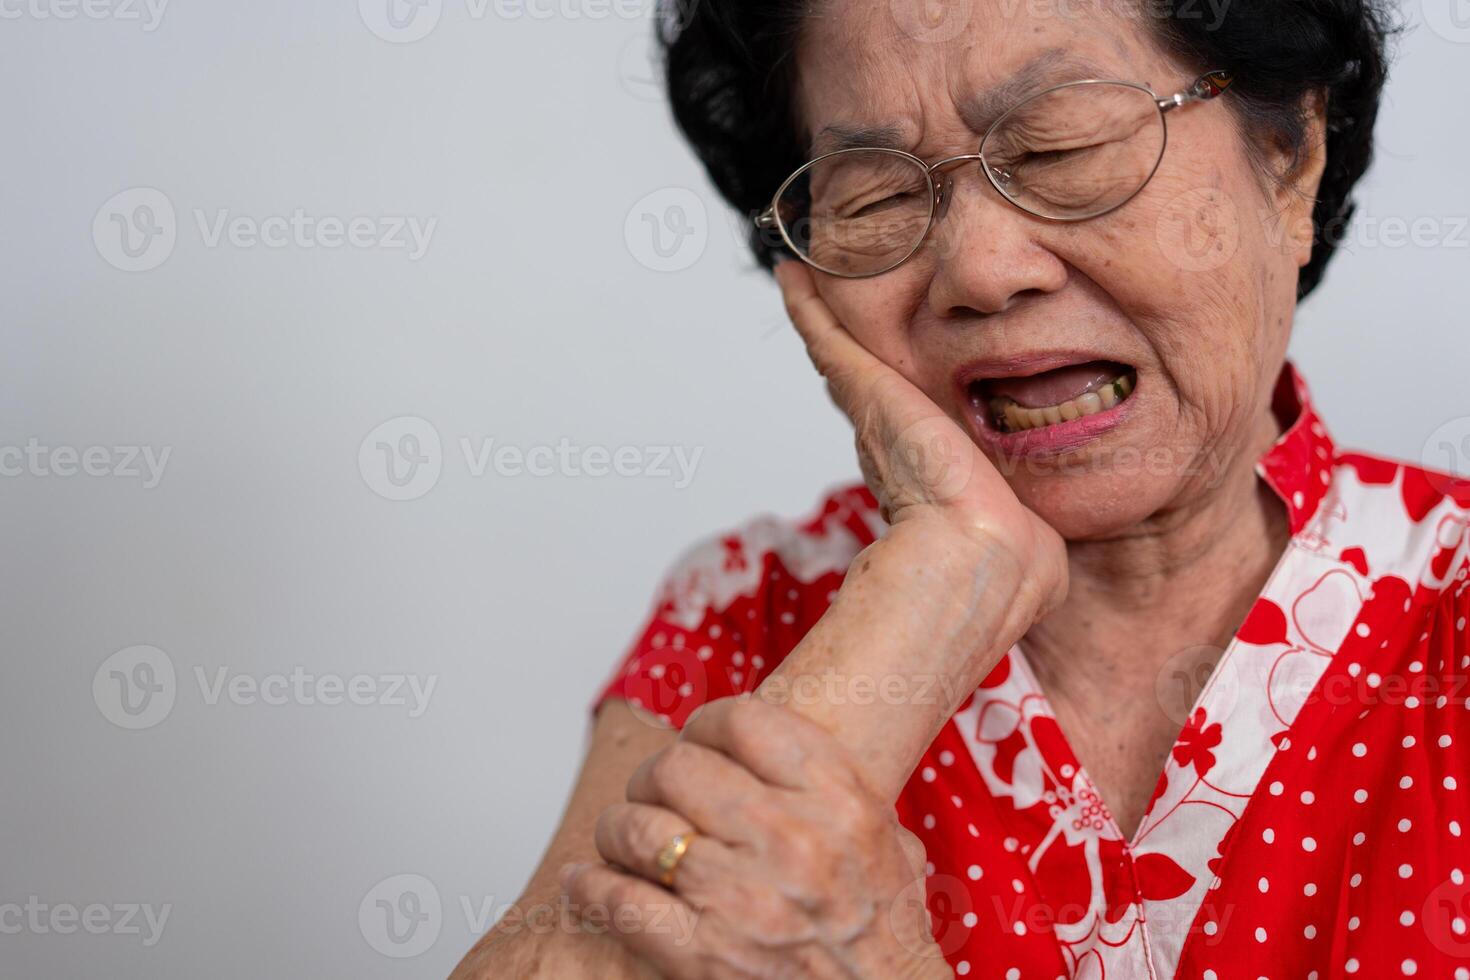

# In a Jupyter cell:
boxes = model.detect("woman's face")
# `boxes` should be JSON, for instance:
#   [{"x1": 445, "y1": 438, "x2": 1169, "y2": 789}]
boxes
[{"x1": 792, "y1": 0, "x2": 1322, "y2": 540}]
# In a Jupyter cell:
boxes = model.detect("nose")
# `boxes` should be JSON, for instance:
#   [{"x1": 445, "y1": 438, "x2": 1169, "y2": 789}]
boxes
[{"x1": 924, "y1": 168, "x2": 1069, "y2": 318}]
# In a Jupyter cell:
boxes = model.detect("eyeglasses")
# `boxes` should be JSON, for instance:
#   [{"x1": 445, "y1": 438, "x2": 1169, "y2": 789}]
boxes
[{"x1": 755, "y1": 70, "x2": 1233, "y2": 278}]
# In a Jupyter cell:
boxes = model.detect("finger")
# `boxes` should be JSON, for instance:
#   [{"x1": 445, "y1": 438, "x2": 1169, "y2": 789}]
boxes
[
  {"x1": 681, "y1": 696, "x2": 847, "y2": 792},
  {"x1": 594, "y1": 801, "x2": 738, "y2": 896},
  {"x1": 626, "y1": 739, "x2": 769, "y2": 841},
  {"x1": 774, "y1": 262, "x2": 951, "y2": 469},
  {"x1": 560, "y1": 861, "x2": 711, "y2": 975},
  {"x1": 773, "y1": 261, "x2": 886, "y2": 414}
]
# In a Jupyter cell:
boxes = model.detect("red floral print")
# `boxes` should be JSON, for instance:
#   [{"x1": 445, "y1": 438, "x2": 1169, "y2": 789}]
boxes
[
  {"x1": 598, "y1": 364, "x2": 1470, "y2": 979},
  {"x1": 1171, "y1": 708, "x2": 1223, "y2": 778}
]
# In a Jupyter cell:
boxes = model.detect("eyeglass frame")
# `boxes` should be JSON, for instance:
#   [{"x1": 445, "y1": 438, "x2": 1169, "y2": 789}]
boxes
[{"x1": 754, "y1": 69, "x2": 1235, "y2": 278}]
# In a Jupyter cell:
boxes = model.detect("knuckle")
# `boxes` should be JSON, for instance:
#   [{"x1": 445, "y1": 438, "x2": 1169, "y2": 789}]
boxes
[
  {"x1": 826, "y1": 789, "x2": 879, "y2": 844},
  {"x1": 593, "y1": 805, "x2": 620, "y2": 853},
  {"x1": 729, "y1": 791, "x2": 772, "y2": 835},
  {"x1": 744, "y1": 889, "x2": 806, "y2": 942},
  {"x1": 678, "y1": 697, "x2": 724, "y2": 742},
  {"x1": 776, "y1": 822, "x2": 833, "y2": 891},
  {"x1": 821, "y1": 895, "x2": 877, "y2": 945},
  {"x1": 605, "y1": 880, "x2": 645, "y2": 918},
  {"x1": 595, "y1": 804, "x2": 659, "y2": 866},
  {"x1": 646, "y1": 742, "x2": 696, "y2": 796},
  {"x1": 723, "y1": 701, "x2": 775, "y2": 761},
  {"x1": 624, "y1": 807, "x2": 666, "y2": 857}
]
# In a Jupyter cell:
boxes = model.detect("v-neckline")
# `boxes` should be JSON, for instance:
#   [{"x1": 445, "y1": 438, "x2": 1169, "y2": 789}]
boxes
[
  {"x1": 1004, "y1": 531, "x2": 1296, "y2": 851},
  {"x1": 910, "y1": 364, "x2": 1360, "y2": 976},
  {"x1": 989, "y1": 367, "x2": 1333, "y2": 851},
  {"x1": 947, "y1": 501, "x2": 1361, "y2": 975}
]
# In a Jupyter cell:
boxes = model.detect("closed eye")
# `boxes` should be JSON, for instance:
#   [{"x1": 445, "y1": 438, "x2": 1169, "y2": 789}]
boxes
[{"x1": 846, "y1": 190, "x2": 928, "y2": 219}]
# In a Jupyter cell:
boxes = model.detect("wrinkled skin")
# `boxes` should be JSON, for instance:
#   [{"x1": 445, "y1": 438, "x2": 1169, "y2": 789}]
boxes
[
  {"x1": 796, "y1": 0, "x2": 1319, "y2": 541},
  {"x1": 565, "y1": 698, "x2": 951, "y2": 979},
  {"x1": 560, "y1": 1, "x2": 1327, "y2": 977}
]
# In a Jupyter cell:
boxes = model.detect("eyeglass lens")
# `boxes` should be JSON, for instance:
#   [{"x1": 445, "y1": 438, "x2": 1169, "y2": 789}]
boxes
[{"x1": 777, "y1": 81, "x2": 1166, "y2": 277}]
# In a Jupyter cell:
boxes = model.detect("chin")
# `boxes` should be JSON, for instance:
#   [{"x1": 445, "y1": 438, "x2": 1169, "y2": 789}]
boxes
[{"x1": 1007, "y1": 470, "x2": 1176, "y2": 542}]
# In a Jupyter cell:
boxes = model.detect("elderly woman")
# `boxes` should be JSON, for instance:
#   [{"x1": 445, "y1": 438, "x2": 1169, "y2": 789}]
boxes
[{"x1": 457, "y1": 0, "x2": 1470, "y2": 976}]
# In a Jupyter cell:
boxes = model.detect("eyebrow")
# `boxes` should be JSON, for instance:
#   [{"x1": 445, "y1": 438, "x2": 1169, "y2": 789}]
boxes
[{"x1": 807, "y1": 49, "x2": 1115, "y2": 157}]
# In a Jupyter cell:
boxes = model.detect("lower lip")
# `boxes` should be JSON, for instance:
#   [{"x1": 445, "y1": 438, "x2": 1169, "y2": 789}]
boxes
[{"x1": 966, "y1": 386, "x2": 1137, "y2": 457}]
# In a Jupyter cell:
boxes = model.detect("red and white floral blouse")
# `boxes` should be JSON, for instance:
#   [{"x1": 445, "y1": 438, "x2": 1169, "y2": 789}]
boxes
[{"x1": 598, "y1": 364, "x2": 1470, "y2": 979}]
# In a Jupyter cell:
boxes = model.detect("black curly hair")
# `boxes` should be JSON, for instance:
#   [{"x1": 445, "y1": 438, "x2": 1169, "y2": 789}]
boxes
[{"x1": 657, "y1": 0, "x2": 1397, "y2": 299}]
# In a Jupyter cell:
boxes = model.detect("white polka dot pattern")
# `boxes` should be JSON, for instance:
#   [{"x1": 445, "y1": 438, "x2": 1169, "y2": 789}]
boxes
[{"x1": 597, "y1": 365, "x2": 1470, "y2": 977}]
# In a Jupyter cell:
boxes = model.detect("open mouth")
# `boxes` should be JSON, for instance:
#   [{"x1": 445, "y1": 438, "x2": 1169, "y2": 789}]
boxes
[{"x1": 967, "y1": 360, "x2": 1138, "y2": 434}]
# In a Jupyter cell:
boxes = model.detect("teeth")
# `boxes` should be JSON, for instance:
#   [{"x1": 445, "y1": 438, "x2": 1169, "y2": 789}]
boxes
[{"x1": 987, "y1": 372, "x2": 1136, "y2": 433}]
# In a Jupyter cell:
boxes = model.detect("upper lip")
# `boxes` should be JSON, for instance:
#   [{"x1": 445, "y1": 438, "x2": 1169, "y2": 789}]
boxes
[{"x1": 952, "y1": 350, "x2": 1135, "y2": 393}]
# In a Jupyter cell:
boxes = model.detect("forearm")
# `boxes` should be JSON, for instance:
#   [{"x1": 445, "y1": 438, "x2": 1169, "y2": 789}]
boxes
[{"x1": 757, "y1": 515, "x2": 1039, "y2": 802}]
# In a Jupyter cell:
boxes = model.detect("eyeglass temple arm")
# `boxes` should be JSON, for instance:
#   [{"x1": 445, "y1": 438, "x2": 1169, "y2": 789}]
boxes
[
  {"x1": 1158, "y1": 69, "x2": 1234, "y2": 113},
  {"x1": 755, "y1": 209, "x2": 777, "y2": 229}
]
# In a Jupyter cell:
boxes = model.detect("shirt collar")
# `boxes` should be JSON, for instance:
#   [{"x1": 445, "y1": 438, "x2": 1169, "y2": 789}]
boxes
[{"x1": 1256, "y1": 360, "x2": 1337, "y2": 535}]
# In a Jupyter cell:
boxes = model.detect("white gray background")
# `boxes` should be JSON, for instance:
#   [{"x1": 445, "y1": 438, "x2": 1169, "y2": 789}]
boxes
[{"x1": 1, "y1": 1, "x2": 1467, "y2": 977}]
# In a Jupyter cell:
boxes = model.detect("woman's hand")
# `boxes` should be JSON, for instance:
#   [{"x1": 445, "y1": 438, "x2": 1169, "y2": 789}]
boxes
[
  {"x1": 775, "y1": 260, "x2": 1067, "y2": 615},
  {"x1": 553, "y1": 264, "x2": 1075, "y2": 979},
  {"x1": 562, "y1": 698, "x2": 952, "y2": 980},
  {"x1": 745, "y1": 262, "x2": 1067, "y2": 800}
]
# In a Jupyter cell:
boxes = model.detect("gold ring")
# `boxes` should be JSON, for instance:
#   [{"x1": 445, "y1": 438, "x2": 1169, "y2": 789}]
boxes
[{"x1": 655, "y1": 831, "x2": 696, "y2": 888}]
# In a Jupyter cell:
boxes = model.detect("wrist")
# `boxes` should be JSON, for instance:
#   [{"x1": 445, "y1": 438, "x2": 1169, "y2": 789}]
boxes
[{"x1": 862, "y1": 515, "x2": 1038, "y2": 646}]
